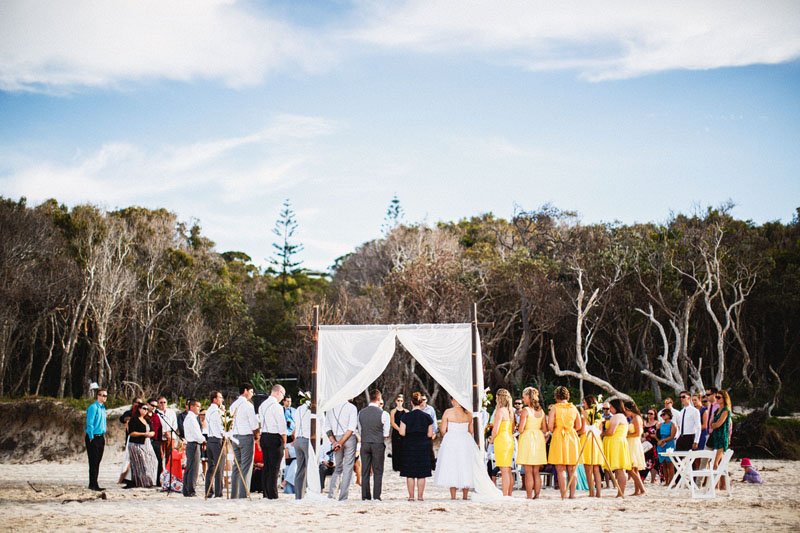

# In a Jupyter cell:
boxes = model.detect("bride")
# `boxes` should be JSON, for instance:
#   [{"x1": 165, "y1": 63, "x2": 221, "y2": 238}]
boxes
[{"x1": 433, "y1": 397, "x2": 476, "y2": 499}]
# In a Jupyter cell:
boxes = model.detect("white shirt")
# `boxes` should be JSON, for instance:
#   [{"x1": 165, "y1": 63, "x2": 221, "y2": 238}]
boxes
[
  {"x1": 294, "y1": 403, "x2": 312, "y2": 439},
  {"x1": 258, "y1": 396, "x2": 288, "y2": 435},
  {"x1": 318, "y1": 440, "x2": 335, "y2": 466},
  {"x1": 422, "y1": 405, "x2": 439, "y2": 434},
  {"x1": 324, "y1": 401, "x2": 358, "y2": 437},
  {"x1": 229, "y1": 395, "x2": 259, "y2": 436},
  {"x1": 357, "y1": 402, "x2": 391, "y2": 438},
  {"x1": 158, "y1": 408, "x2": 178, "y2": 438},
  {"x1": 677, "y1": 403, "x2": 702, "y2": 445},
  {"x1": 205, "y1": 403, "x2": 223, "y2": 439},
  {"x1": 184, "y1": 411, "x2": 205, "y2": 444}
]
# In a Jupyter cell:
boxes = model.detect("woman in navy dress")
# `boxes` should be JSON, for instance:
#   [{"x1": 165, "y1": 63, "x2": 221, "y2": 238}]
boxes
[{"x1": 399, "y1": 391, "x2": 434, "y2": 501}]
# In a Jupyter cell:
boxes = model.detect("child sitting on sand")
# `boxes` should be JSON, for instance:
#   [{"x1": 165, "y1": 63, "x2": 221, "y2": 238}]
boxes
[{"x1": 740, "y1": 458, "x2": 763, "y2": 484}]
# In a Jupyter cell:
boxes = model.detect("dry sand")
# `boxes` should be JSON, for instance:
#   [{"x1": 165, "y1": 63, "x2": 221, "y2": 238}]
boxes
[{"x1": 0, "y1": 455, "x2": 798, "y2": 532}]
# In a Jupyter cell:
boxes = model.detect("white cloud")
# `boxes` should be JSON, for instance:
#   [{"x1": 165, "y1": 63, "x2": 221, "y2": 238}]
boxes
[
  {"x1": 0, "y1": 0, "x2": 334, "y2": 92},
  {"x1": 351, "y1": 0, "x2": 800, "y2": 80},
  {"x1": 0, "y1": 114, "x2": 336, "y2": 206},
  {"x1": 2, "y1": 1, "x2": 798, "y2": 92}
]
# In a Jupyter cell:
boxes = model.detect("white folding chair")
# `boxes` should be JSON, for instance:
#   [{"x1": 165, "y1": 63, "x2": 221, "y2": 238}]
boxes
[
  {"x1": 712, "y1": 449, "x2": 734, "y2": 497},
  {"x1": 688, "y1": 450, "x2": 717, "y2": 499},
  {"x1": 690, "y1": 449, "x2": 734, "y2": 499}
]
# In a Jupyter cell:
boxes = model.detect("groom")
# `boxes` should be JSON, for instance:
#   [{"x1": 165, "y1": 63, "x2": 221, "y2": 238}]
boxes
[{"x1": 358, "y1": 389, "x2": 391, "y2": 500}]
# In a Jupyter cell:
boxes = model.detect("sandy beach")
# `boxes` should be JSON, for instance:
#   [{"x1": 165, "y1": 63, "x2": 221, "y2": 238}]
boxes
[{"x1": 0, "y1": 455, "x2": 797, "y2": 532}]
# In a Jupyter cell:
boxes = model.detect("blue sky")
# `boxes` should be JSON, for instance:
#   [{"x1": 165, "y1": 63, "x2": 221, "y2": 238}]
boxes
[{"x1": 1, "y1": 1, "x2": 799, "y2": 271}]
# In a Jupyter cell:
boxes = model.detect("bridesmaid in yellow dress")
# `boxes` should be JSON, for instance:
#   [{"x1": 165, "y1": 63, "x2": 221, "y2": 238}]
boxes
[
  {"x1": 516, "y1": 387, "x2": 548, "y2": 499},
  {"x1": 579, "y1": 395, "x2": 604, "y2": 498},
  {"x1": 547, "y1": 386, "x2": 581, "y2": 499},
  {"x1": 603, "y1": 399, "x2": 632, "y2": 498},
  {"x1": 624, "y1": 400, "x2": 647, "y2": 496},
  {"x1": 490, "y1": 388, "x2": 515, "y2": 497}
]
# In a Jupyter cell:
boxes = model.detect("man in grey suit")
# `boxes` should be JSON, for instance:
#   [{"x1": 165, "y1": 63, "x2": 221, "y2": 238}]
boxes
[{"x1": 358, "y1": 389, "x2": 391, "y2": 500}]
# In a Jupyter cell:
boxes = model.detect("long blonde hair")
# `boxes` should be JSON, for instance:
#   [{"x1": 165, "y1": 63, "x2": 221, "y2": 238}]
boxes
[
  {"x1": 495, "y1": 388, "x2": 515, "y2": 429},
  {"x1": 718, "y1": 390, "x2": 732, "y2": 410},
  {"x1": 522, "y1": 386, "x2": 541, "y2": 411}
]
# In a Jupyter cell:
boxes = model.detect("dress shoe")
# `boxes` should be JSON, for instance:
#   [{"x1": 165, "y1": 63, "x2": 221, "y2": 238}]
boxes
[{"x1": 90, "y1": 486, "x2": 106, "y2": 491}]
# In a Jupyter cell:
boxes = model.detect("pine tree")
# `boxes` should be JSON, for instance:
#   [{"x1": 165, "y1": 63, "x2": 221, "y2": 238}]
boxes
[
  {"x1": 270, "y1": 199, "x2": 304, "y2": 298},
  {"x1": 381, "y1": 194, "x2": 405, "y2": 236}
]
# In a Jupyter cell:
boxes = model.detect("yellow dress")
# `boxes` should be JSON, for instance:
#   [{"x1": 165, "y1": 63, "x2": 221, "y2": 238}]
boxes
[
  {"x1": 604, "y1": 420, "x2": 633, "y2": 471},
  {"x1": 493, "y1": 419, "x2": 514, "y2": 467},
  {"x1": 547, "y1": 402, "x2": 580, "y2": 465},
  {"x1": 627, "y1": 422, "x2": 647, "y2": 470},
  {"x1": 517, "y1": 407, "x2": 547, "y2": 465},
  {"x1": 580, "y1": 419, "x2": 604, "y2": 466}
]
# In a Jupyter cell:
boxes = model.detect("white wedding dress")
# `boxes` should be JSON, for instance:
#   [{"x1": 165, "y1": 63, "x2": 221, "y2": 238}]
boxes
[{"x1": 433, "y1": 422, "x2": 476, "y2": 489}]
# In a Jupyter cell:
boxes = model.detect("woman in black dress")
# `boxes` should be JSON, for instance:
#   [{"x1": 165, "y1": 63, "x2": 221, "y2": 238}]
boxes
[
  {"x1": 399, "y1": 391, "x2": 434, "y2": 501},
  {"x1": 127, "y1": 404, "x2": 158, "y2": 487},
  {"x1": 390, "y1": 394, "x2": 408, "y2": 472}
]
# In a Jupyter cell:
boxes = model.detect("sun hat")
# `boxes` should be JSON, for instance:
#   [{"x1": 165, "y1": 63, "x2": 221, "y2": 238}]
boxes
[{"x1": 741, "y1": 458, "x2": 752, "y2": 467}]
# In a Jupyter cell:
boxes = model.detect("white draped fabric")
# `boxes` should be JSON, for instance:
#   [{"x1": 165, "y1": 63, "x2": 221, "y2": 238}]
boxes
[{"x1": 303, "y1": 323, "x2": 502, "y2": 501}]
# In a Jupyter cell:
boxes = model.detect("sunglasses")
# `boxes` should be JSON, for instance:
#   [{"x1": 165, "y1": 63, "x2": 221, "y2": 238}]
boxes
[
  {"x1": 98, "y1": 393, "x2": 108, "y2": 397},
  {"x1": 715, "y1": 395, "x2": 723, "y2": 400}
]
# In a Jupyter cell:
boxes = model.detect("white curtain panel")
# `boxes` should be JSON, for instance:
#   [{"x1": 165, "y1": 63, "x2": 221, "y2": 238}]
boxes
[
  {"x1": 317, "y1": 325, "x2": 398, "y2": 413},
  {"x1": 394, "y1": 324, "x2": 473, "y2": 411}
]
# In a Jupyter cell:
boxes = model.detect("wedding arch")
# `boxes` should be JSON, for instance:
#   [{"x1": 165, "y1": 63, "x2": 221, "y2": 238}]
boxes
[{"x1": 297, "y1": 304, "x2": 503, "y2": 500}]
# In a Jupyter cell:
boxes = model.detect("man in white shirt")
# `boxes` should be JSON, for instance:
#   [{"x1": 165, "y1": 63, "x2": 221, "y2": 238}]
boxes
[
  {"x1": 257, "y1": 384, "x2": 287, "y2": 499},
  {"x1": 229, "y1": 383, "x2": 259, "y2": 498},
  {"x1": 325, "y1": 399, "x2": 358, "y2": 500},
  {"x1": 676, "y1": 391, "x2": 702, "y2": 451},
  {"x1": 318, "y1": 439, "x2": 335, "y2": 490},
  {"x1": 204, "y1": 391, "x2": 224, "y2": 498},
  {"x1": 357, "y1": 389, "x2": 391, "y2": 500},
  {"x1": 293, "y1": 399, "x2": 312, "y2": 500},
  {"x1": 663, "y1": 397, "x2": 680, "y2": 426},
  {"x1": 420, "y1": 395, "x2": 439, "y2": 435},
  {"x1": 156, "y1": 396, "x2": 178, "y2": 458},
  {"x1": 182, "y1": 399, "x2": 205, "y2": 497}
]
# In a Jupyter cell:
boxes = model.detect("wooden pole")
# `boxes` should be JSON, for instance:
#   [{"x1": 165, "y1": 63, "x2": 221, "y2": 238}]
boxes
[
  {"x1": 310, "y1": 305, "x2": 320, "y2": 455},
  {"x1": 470, "y1": 303, "x2": 481, "y2": 446},
  {"x1": 575, "y1": 428, "x2": 623, "y2": 497}
]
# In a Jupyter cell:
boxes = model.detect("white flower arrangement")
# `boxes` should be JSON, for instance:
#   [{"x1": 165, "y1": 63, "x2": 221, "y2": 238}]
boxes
[
  {"x1": 298, "y1": 390, "x2": 312, "y2": 405},
  {"x1": 480, "y1": 387, "x2": 493, "y2": 410}
]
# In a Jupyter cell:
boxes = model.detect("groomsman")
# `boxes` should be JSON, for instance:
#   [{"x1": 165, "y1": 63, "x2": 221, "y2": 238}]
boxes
[
  {"x1": 229, "y1": 383, "x2": 260, "y2": 498},
  {"x1": 293, "y1": 399, "x2": 312, "y2": 499},
  {"x1": 325, "y1": 398, "x2": 358, "y2": 500},
  {"x1": 182, "y1": 399, "x2": 205, "y2": 497},
  {"x1": 85, "y1": 388, "x2": 108, "y2": 491},
  {"x1": 358, "y1": 390, "x2": 391, "y2": 500},
  {"x1": 205, "y1": 391, "x2": 225, "y2": 497},
  {"x1": 258, "y1": 384, "x2": 287, "y2": 499}
]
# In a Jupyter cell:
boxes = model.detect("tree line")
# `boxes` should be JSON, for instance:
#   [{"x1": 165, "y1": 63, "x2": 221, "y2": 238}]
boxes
[{"x1": 1, "y1": 196, "x2": 798, "y2": 413}]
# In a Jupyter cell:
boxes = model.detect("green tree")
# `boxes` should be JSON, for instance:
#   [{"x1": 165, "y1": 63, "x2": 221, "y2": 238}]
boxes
[
  {"x1": 270, "y1": 199, "x2": 304, "y2": 300},
  {"x1": 381, "y1": 194, "x2": 405, "y2": 236}
]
